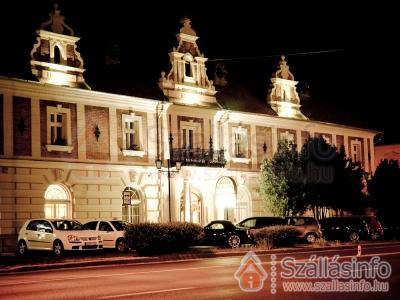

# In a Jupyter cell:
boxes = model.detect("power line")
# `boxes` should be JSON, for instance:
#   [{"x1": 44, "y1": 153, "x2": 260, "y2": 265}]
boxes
[{"x1": 208, "y1": 49, "x2": 346, "y2": 62}]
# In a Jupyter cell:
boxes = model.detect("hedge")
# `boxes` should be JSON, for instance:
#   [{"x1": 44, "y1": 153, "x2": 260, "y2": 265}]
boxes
[
  {"x1": 251, "y1": 225, "x2": 301, "y2": 249},
  {"x1": 125, "y1": 222, "x2": 204, "y2": 255}
]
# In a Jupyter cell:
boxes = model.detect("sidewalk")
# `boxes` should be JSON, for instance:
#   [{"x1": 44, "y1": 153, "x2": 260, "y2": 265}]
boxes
[{"x1": 1, "y1": 240, "x2": 399, "y2": 274}]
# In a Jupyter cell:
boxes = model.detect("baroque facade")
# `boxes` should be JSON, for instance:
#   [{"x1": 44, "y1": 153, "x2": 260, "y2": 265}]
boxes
[{"x1": 0, "y1": 10, "x2": 377, "y2": 252}]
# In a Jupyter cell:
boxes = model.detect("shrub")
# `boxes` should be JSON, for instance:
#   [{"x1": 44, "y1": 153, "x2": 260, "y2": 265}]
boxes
[
  {"x1": 125, "y1": 222, "x2": 204, "y2": 255},
  {"x1": 251, "y1": 225, "x2": 301, "y2": 249}
]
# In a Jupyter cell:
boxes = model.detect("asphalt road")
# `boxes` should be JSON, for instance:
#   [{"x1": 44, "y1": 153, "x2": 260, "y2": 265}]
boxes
[{"x1": 1, "y1": 242, "x2": 399, "y2": 299}]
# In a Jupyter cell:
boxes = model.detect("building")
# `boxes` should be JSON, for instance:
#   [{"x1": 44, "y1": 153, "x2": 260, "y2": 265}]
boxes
[
  {"x1": 0, "y1": 8, "x2": 378, "y2": 252},
  {"x1": 375, "y1": 144, "x2": 400, "y2": 167}
]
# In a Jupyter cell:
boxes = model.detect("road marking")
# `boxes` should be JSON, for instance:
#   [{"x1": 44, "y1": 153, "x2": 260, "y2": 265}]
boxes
[
  {"x1": 0, "y1": 266, "x2": 224, "y2": 286},
  {"x1": 99, "y1": 287, "x2": 195, "y2": 299},
  {"x1": 1, "y1": 251, "x2": 399, "y2": 287},
  {"x1": 2, "y1": 242, "x2": 399, "y2": 276}
]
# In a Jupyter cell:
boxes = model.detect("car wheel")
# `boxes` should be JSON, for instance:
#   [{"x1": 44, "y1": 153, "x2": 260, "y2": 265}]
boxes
[
  {"x1": 228, "y1": 235, "x2": 241, "y2": 248},
  {"x1": 53, "y1": 240, "x2": 64, "y2": 256},
  {"x1": 305, "y1": 233, "x2": 317, "y2": 243},
  {"x1": 349, "y1": 232, "x2": 360, "y2": 242},
  {"x1": 16, "y1": 240, "x2": 28, "y2": 256},
  {"x1": 116, "y1": 238, "x2": 126, "y2": 253}
]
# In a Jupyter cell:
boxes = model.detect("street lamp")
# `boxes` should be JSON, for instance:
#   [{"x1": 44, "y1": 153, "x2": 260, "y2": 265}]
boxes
[{"x1": 156, "y1": 158, "x2": 181, "y2": 222}]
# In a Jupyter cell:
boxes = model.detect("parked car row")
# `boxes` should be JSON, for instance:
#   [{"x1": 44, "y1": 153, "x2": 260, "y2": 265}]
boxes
[
  {"x1": 202, "y1": 215, "x2": 385, "y2": 248},
  {"x1": 16, "y1": 219, "x2": 130, "y2": 256},
  {"x1": 16, "y1": 215, "x2": 386, "y2": 255}
]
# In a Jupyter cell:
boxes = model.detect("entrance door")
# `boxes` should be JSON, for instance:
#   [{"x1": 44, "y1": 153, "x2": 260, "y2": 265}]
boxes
[{"x1": 215, "y1": 177, "x2": 236, "y2": 222}]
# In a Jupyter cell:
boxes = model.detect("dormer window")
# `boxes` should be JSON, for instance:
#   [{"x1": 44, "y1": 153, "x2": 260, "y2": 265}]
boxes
[
  {"x1": 183, "y1": 53, "x2": 195, "y2": 83},
  {"x1": 53, "y1": 45, "x2": 61, "y2": 64},
  {"x1": 185, "y1": 62, "x2": 192, "y2": 77}
]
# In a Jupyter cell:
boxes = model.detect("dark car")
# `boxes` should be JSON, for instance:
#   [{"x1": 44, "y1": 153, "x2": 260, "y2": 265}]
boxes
[
  {"x1": 379, "y1": 220, "x2": 400, "y2": 240},
  {"x1": 202, "y1": 220, "x2": 251, "y2": 248},
  {"x1": 285, "y1": 217, "x2": 322, "y2": 243},
  {"x1": 236, "y1": 217, "x2": 286, "y2": 230},
  {"x1": 320, "y1": 216, "x2": 383, "y2": 242}
]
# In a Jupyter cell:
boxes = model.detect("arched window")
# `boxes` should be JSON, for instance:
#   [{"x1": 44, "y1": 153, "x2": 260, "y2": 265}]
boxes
[
  {"x1": 44, "y1": 184, "x2": 71, "y2": 219},
  {"x1": 183, "y1": 53, "x2": 193, "y2": 78},
  {"x1": 122, "y1": 187, "x2": 141, "y2": 224},
  {"x1": 54, "y1": 45, "x2": 61, "y2": 64}
]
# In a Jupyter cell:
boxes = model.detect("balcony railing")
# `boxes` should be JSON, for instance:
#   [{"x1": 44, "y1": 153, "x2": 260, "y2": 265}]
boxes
[{"x1": 170, "y1": 148, "x2": 226, "y2": 168}]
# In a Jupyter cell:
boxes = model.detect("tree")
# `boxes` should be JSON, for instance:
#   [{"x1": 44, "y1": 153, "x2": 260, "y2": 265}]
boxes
[
  {"x1": 260, "y1": 140, "x2": 305, "y2": 216},
  {"x1": 300, "y1": 137, "x2": 367, "y2": 219},
  {"x1": 368, "y1": 159, "x2": 400, "y2": 223}
]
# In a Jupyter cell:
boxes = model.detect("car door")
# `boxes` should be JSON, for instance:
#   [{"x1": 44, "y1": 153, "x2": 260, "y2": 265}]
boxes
[
  {"x1": 98, "y1": 221, "x2": 115, "y2": 248},
  {"x1": 35, "y1": 220, "x2": 54, "y2": 250},
  {"x1": 25, "y1": 220, "x2": 41, "y2": 249},
  {"x1": 204, "y1": 222, "x2": 225, "y2": 245}
]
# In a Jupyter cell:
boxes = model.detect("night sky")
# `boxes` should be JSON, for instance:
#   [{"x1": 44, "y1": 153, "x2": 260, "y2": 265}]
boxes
[{"x1": 1, "y1": 1, "x2": 398, "y2": 144}]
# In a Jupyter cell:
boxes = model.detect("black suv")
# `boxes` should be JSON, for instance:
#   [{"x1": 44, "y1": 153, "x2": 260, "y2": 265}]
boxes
[
  {"x1": 202, "y1": 220, "x2": 251, "y2": 248},
  {"x1": 236, "y1": 217, "x2": 286, "y2": 229},
  {"x1": 320, "y1": 216, "x2": 383, "y2": 242}
]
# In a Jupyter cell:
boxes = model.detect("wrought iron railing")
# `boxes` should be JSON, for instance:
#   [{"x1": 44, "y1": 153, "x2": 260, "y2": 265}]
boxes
[{"x1": 170, "y1": 148, "x2": 226, "y2": 168}]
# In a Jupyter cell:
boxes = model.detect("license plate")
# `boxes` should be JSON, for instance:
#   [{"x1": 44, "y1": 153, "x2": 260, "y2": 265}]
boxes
[{"x1": 85, "y1": 242, "x2": 97, "y2": 246}]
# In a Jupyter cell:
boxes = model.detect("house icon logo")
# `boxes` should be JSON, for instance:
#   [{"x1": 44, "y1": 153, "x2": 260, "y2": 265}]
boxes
[{"x1": 234, "y1": 251, "x2": 268, "y2": 292}]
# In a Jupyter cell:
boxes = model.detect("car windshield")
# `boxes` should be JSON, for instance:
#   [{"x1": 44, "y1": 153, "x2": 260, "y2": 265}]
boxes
[
  {"x1": 51, "y1": 220, "x2": 83, "y2": 230},
  {"x1": 111, "y1": 221, "x2": 128, "y2": 231}
]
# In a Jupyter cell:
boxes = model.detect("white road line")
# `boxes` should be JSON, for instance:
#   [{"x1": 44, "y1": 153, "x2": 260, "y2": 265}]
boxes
[
  {"x1": 0, "y1": 266, "x2": 224, "y2": 287},
  {"x1": 1, "y1": 247, "x2": 399, "y2": 286},
  {"x1": 3, "y1": 243, "x2": 399, "y2": 276},
  {"x1": 99, "y1": 287, "x2": 195, "y2": 299}
]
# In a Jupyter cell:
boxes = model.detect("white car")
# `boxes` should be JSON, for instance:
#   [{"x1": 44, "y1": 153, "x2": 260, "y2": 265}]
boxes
[
  {"x1": 83, "y1": 220, "x2": 130, "y2": 252},
  {"x1": 16, "y1": 219, "x2": 103, "y2": 256}
]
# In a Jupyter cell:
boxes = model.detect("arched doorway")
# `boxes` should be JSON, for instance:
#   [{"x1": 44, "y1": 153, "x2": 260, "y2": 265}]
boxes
[
  {"x1": 44, "y1": 184, "x2": 71, "y2": 219},
  {"x1": 215, "y1": 177, "x2": 236, "y2": 222},
  {"x1": 180, "y1": 189, "x2": 203, "y2": 224},
  {"x1": 121, "y1": 187, "x2": 142, "y2": 224}
]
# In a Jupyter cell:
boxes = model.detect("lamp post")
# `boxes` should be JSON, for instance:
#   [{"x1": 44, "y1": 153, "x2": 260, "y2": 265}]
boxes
[{"x1": 156, "y1": 158, "x2": 181, "y2": 222}]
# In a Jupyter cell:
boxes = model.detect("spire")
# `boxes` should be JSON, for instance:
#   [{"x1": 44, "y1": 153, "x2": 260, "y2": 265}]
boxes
[
  {"x1": 158, "y1": 18, "x2": 217, "y2": 107},
  {"x1": 267, "y1": 55, "x2": 307, "y2": 119},
  {"x1": 30, "y1": 4, "x2": 89, "y2": 89}
]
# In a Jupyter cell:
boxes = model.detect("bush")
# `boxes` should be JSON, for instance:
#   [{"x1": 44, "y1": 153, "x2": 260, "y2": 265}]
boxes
[
  {"x1": 251, "y1": 225, "x2": 301, "y2": 249},
  {"x1": 125, "y1": 222, "x2": 204, "y2": 255}
]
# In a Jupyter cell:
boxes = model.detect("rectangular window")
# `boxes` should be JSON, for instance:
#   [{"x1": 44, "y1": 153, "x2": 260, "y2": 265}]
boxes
[
  {"x1": 351, "y1": 140, "x2": 362, "y2": 163},
  {"x1": 181, "y1": 122, "x2": 199, "y2": 149},
  {"x1": 49, "y1": 112, "x2": 67, "y2": 145},
  {"x1": 124, "y1": 120, "x2": 138, "y2": 150},
  {"x1": 46, "y1": 105, "x2": 73, "y2": 152},
  {"x1": 121, "y1": 113, "x2": 144, "y2": 156},
  {"x1": 232, "y1": 127, "x2": 248, "y2": 158}
]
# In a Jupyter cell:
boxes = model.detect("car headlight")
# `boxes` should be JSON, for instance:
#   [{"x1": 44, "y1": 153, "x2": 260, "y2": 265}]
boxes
[{"x1": 67, "y1": 235, "x2": 81, "y2": 243}]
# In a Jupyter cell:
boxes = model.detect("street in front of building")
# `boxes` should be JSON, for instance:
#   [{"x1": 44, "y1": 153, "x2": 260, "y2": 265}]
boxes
[{"x1": 1, "y1": 241, "x2": 399, "y2": 299}]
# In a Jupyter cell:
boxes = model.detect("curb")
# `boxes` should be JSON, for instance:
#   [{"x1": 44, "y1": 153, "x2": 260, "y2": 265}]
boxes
[{"x1": 1, "y1": 240, "x2": 399, "y2": 274}]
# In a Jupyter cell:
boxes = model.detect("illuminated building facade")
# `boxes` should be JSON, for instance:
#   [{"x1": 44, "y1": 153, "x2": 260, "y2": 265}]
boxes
[{"x1": 0, "y1": 8, "x2": 377, "y2": 252}]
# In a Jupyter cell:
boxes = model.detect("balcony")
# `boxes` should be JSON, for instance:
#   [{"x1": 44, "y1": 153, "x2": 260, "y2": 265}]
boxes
[{"x1": 170, "y1": 148, "x2": 226, "y2": 168}]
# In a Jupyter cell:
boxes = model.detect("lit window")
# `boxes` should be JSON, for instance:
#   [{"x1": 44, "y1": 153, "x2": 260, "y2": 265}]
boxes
[
  {"x1": 46, "y1": 105, "x2": 73, "y2": 152},
  {"x1": 280, "y1": 130, "x2": 295, "y2": 143},
  {"x1": 44, "y1": 184, "x2": 71, "y2": 219},
  {"x1": 181, "y1": 120, "x2": 200, "y2": 149},
  {"x1": 232, "y1": 127, "x2": 248, "y2": 158},
  {"x1": 351, "y1": 140, "x2": 362, "y2": 162},
  {"x1": 122, "y1": 113, "x2": 145, "y2": 156}
]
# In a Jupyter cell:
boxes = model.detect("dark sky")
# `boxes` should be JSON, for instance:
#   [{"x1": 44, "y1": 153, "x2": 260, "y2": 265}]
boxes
[{"x1": 1, "y1": 1, "x2": 398, "y2": 144}]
